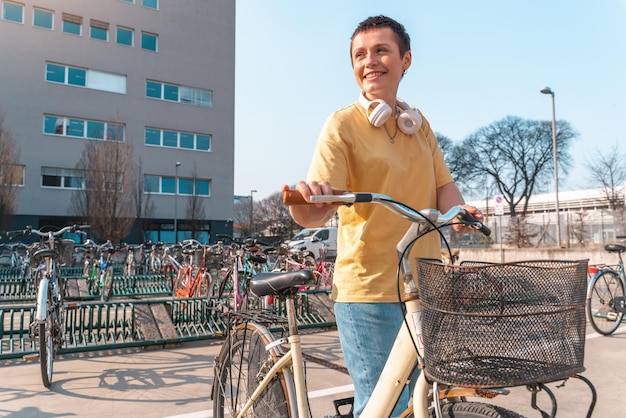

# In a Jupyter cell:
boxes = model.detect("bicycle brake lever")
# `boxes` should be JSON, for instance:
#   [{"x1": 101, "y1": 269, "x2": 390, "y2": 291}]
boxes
[{"x1": 458, "y1": 210, "x2": 491, "y2": 236}]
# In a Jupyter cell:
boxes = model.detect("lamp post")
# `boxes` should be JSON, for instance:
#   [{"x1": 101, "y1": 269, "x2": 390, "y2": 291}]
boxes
[
  {"x1": 249, "y1": 189, "x2": 257, "y2": 237},
  {"x1": 540, "y1": 87, "x2": 561, "y2": 247},
  {"x1": 174, "y1": 161, "x2": 181, "y2": 243}
]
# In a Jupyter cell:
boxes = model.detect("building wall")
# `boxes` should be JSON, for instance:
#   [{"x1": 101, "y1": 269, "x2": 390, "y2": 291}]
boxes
[{"x1": 0, "y1": 0, "x2": 235, "y2": 242}]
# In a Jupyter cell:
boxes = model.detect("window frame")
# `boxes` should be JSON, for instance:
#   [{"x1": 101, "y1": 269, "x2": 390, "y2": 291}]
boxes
[
  {"x1": 1, "y1": 1, "x2": 23, "y2": 24},
  {"x1": 33, "y1": 7, "x2": 53, "y2": 29}
]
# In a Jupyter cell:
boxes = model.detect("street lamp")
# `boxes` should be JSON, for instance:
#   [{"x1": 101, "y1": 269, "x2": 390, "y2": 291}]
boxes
[
  {"x1": 249, "y1": 189, "x2": 257, "y2": 237},
  {"x1": 174, "y1": 161, "x2": 181, "y2": 243},
  {"x1": 540, "y1": 87, "x2": 561, "y2": 247}
]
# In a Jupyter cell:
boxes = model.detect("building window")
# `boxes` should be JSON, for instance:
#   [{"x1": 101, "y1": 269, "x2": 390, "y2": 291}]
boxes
[
  {"x1": 45, "y1": 63, "x2": 127, "y2": 94},
  {"x1": 143, "y1": 175, "x2": 210, "y2": 196},
  {"x1": 90, "y1": 20, "x2": 109, "y2": 41},
  {"x1": 2, "y1": 1, "x2": 23, "y2": 23},
  {"x1": 41, "y1": 167, "x2": 84, "y2": 189},
  {"x1": 62, "y1": 13, "x2": 82, "y2": 36},
  {"x1": 141, "y1": 32, "x2": 157, "y2": 51},
  {"x1": 116, "y1": 26, "x2": 133, "y2": 46},
  {"x1": 44, "y1": 115, "x2": 125, "y2": 141},
  {"x1": 146, "y1": 80, "x2": 212, "y2": 108},
  {"x1": 142, "y1": 0, "x2": 158, "y2": 9},
  {"x1": 144, "y1": 128, "x2": 211, "y2": 152},
  {"x1": 33, "y1": 8, "x2": 53, "y2": 29},
  {"x1": 120, "y1": 0, "x2": 134, "y2": 3},
  {"x1": 1, "y1": 164, "x2": 24, "y2": 186}
]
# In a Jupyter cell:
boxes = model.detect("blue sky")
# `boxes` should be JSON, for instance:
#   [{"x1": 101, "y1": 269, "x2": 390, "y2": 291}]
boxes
[{"x1": 234, "y1": 1, "x2": 625, "y2": 200}]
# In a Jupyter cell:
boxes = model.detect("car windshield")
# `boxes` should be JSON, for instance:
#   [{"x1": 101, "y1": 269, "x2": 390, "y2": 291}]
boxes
[{"x1": 291, "y1": 229, "x2": 317, "y2": 240}]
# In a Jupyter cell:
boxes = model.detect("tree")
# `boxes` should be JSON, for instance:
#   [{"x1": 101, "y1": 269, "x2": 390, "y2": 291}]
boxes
[
  {"x1": 586, "y1": 144, "x2": 626, "y2": 234},
  {"x1": 456, "y1": 116, "x2": 577, "y2": 217},
  {"x1": 133, "y1": 158, "x2": 156, "y2": 242},
  {"x1": 585, "y1": 144, "x2": 626, "y2": 210},
  {"x1": 0, "y1": 109, "x2": 21, "y2": 229},
  {"x1": 70, "y1": 138, "x2": 136, "y2": 242},
  {"x1": 256, "y1": 191, "x2": 298, "y2": 239}
]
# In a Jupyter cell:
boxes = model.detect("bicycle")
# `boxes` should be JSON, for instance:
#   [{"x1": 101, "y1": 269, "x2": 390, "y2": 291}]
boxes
[
  {"x1": 6, "y1": 224, "x2": 90, "y2": 388},
  {"x1": 586, "y1": 235, "x2": 626, "y2": 335},
  {"x1": 211, "y1": 190, "x2": 595, "y2": 418}
]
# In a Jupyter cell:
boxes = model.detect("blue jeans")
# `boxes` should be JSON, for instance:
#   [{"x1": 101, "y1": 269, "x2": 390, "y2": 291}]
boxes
[{"x1": 334, "y1": 302, "x2": 418, "y2": 418}]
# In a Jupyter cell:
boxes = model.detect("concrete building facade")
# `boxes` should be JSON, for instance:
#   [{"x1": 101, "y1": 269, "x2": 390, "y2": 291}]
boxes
[{"x1": 0, "y1": 0, "x2": 235, "y2": 243}]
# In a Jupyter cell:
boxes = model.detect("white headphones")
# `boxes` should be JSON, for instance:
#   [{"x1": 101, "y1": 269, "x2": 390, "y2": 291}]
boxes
[{"x1": 358, "y1": 92, "x2": 422, "y2": 135}]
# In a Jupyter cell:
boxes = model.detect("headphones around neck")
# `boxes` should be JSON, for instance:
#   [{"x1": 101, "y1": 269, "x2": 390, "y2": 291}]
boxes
[{"x1": 358, "y1": 92, "x2": 422, "y2": 135}]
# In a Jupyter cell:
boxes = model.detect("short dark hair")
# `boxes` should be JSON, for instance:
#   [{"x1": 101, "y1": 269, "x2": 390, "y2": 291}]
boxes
[{"x1": 351, "y1": 15, "x2": 411, "y2": 57}]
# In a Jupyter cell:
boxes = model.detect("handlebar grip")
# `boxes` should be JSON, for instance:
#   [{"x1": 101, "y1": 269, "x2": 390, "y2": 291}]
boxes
[
  {"x1": 459, "y1": 210, "x2": 491, "y2": 236},
  {"x1": 282, "y1": 189, "x2": 348, "y2": 205},
  {"x1": 282, "y1": 190, "x2": 307, "y2": 205}
]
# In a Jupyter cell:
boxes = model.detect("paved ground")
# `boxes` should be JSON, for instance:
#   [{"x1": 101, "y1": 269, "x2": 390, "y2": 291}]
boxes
[{"x1": 0, "y1": 324, "x2": 624, "y2": 417}]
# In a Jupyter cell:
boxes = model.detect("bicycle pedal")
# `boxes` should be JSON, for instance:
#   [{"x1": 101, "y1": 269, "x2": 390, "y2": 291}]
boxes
[{"x1": 331, "y1": 397, "x2": 354, "y2": 418}]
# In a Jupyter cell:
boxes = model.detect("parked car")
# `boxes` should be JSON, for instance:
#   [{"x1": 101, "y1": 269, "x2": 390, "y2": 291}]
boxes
[{"x1": 287, "y1": 227, "x2": 337, "y2": 260}]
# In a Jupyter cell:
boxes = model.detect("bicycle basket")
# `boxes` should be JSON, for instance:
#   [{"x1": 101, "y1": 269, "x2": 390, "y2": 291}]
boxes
[{"x1": 415, "y1": 259, "x2": 588, "y2": 388}]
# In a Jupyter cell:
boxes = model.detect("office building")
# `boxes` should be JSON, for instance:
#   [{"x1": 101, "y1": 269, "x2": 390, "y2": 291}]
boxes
[{"x1": 0, "y1": 0, "x2": 235, "y2": 243}]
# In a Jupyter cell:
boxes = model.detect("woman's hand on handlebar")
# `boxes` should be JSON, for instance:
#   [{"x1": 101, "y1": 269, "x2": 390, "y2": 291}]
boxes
[
  {"x1": 455, "y1": 205, "x2": 487, "y2": 235},
  {"x1": 282, "y1": 181, "x2": 337, "y2": 227}
]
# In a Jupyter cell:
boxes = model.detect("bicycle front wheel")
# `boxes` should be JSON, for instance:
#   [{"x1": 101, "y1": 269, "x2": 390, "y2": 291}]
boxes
[
  {"x1": 101, "y1": 267, "x2": 114, "y2": 302},
  {"x1": 39, "y1": 282, "x2": 54, "y2": 388},
  {"x1": 420, "y1": 401, "x2": 524, "y2": 417},
  {"x1": 212, "y1": 325, "x2": 292, "y2": 417},
  {"x1": 588, "y1": 270, "x2": 625, "y2": 335}
]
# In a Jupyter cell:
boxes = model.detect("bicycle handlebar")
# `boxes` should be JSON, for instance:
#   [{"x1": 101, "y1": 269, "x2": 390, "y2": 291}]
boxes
[
  {"x1": 6, "y1": 224, "x2": 91, "y2": 240},
  {"x1": 283, "y1": 190, "x2": 491, "y2": 236}
]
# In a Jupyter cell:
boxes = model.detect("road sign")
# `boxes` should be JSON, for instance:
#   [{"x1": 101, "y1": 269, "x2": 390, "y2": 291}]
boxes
[{"x1": 494, "y1": 194, "x2": 504, "y2": 215}]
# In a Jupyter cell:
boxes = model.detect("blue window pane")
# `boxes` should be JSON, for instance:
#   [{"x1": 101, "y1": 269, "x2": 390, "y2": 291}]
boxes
[
  {"x1": 46, "y1": 64, "x2": 65, "y2": 83},
  {"x1": 67, "y1": 67, "x2": 86, "y2": 86},
  {"x1": 196, "y1": 135, "x2": 210, "y2": 151},
  {"x1": 161, "y1": 177, "x2": 175, "y2": 194},
  {"x1": 107, "y1": 124, "x2": 124, "y2": 141},
  {"x1": 44, "y1": 116, "x2": 64, "y2": 135},
  {"x1": 117, "y1": 27, "x2": 133, "y2": 46},
  {"x1": 144, "y1": 176, "x2": 160, "y2": 193},
  {"x1": 63, "y1": 20, "x2": 81, "y2": 35},
  {"x1": 3, "y1": 3, "x2": 23, "y2": 23},
  {"x1": 66, "y1": 176, "x2": 83, "y2": 188},
  {"x1": 33, "y1": 9, "x2": 52, "y2": 29},
  {"x1": 162, "y1": 131, "x2": 177, "y2": 147},
  {"x1": 90, "y1": 26, "x2": 107, "y2": 41},
  {"x1": 145, "y1": 128, "x2": 161, "y2": 145},
  {"x1": 146, "y1": 81, "x2": 161, "y2": 98},
  {"x1": 141, "y1": 33, "x2": 157, "y2": 51},
  {"x1": 179, "y1": 179, "x2": 193, "y2": 195},
  {"x1": 142, "y1": 0, "x2": 158, "y2": 9},
  {"x1": 195, "y1": 180, "x2": 209, "y2": 196},
  {"x1": 180, "y1": 133, "x2": 194, "y2": 149},
  {"x1": 67, "y1": 119, "x2": 84, "y2": 137},
  {"x1": 163, "y1": 84, "x2": 178, "y2": 101},
  {"x1": 87, "y1": 121, "x2": 105, "y2": 139}
]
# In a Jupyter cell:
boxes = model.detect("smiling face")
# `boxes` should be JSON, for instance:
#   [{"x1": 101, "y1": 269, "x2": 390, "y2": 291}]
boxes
[{"x1": 351, "y1": 26, "x2": 411, "y2": 106}]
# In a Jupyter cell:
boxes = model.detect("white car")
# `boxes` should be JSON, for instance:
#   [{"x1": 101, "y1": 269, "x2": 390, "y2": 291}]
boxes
[{"x1": 287, "y1": 227, "x2": 337, "y2": 260}]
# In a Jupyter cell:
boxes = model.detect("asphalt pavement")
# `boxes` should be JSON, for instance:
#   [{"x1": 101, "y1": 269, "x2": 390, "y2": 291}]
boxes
[{"x1": 0, "y1": 324, "x2": 624, "y2": 417}]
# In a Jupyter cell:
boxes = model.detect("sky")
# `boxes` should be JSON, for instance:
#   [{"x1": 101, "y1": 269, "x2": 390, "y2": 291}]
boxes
[{"x1": 234, "y1": 1, "x2": 626, "y2": 201}]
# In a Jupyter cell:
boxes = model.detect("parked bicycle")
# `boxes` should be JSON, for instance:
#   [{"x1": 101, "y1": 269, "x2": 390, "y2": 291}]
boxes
[
  {"x1": 211, "y1": 191, "x2": 595, "y2": 418},
  {"x1": 586, "y1": 235, "x2": 626, "y2": 335},
  {"x1": 6, "y1": 224, "x2": 90, "y2": 388}
]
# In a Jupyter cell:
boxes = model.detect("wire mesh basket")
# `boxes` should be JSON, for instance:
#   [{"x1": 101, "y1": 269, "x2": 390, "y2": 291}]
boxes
[{"x1": 415, "y1": 259, "x2": 588, "y2": 388}]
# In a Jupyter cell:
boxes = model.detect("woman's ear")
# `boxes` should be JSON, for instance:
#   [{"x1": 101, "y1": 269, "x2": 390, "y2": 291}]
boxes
[{"x1": 402, "y1": 50, "x2": 412, "y2": 71}]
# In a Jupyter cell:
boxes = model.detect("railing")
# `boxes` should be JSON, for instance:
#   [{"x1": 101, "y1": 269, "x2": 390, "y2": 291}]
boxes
[{"x1": 0, "y1": 291, "x2": 334, "y2": 360}]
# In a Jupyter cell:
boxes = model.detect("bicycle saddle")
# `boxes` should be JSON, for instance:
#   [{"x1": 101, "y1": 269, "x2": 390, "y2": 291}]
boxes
[
  {"x1": 249, "y1": 270, "x2": 315, "y2": 297},
  {"x1": 605, "y1": 244, "x2": 626, "y2": 253}
]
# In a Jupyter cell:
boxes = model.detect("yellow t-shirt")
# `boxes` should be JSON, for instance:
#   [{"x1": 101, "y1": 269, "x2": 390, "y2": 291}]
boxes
[{"x1": 307, "y1": 101, "x2": 454, "y2": 303}]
